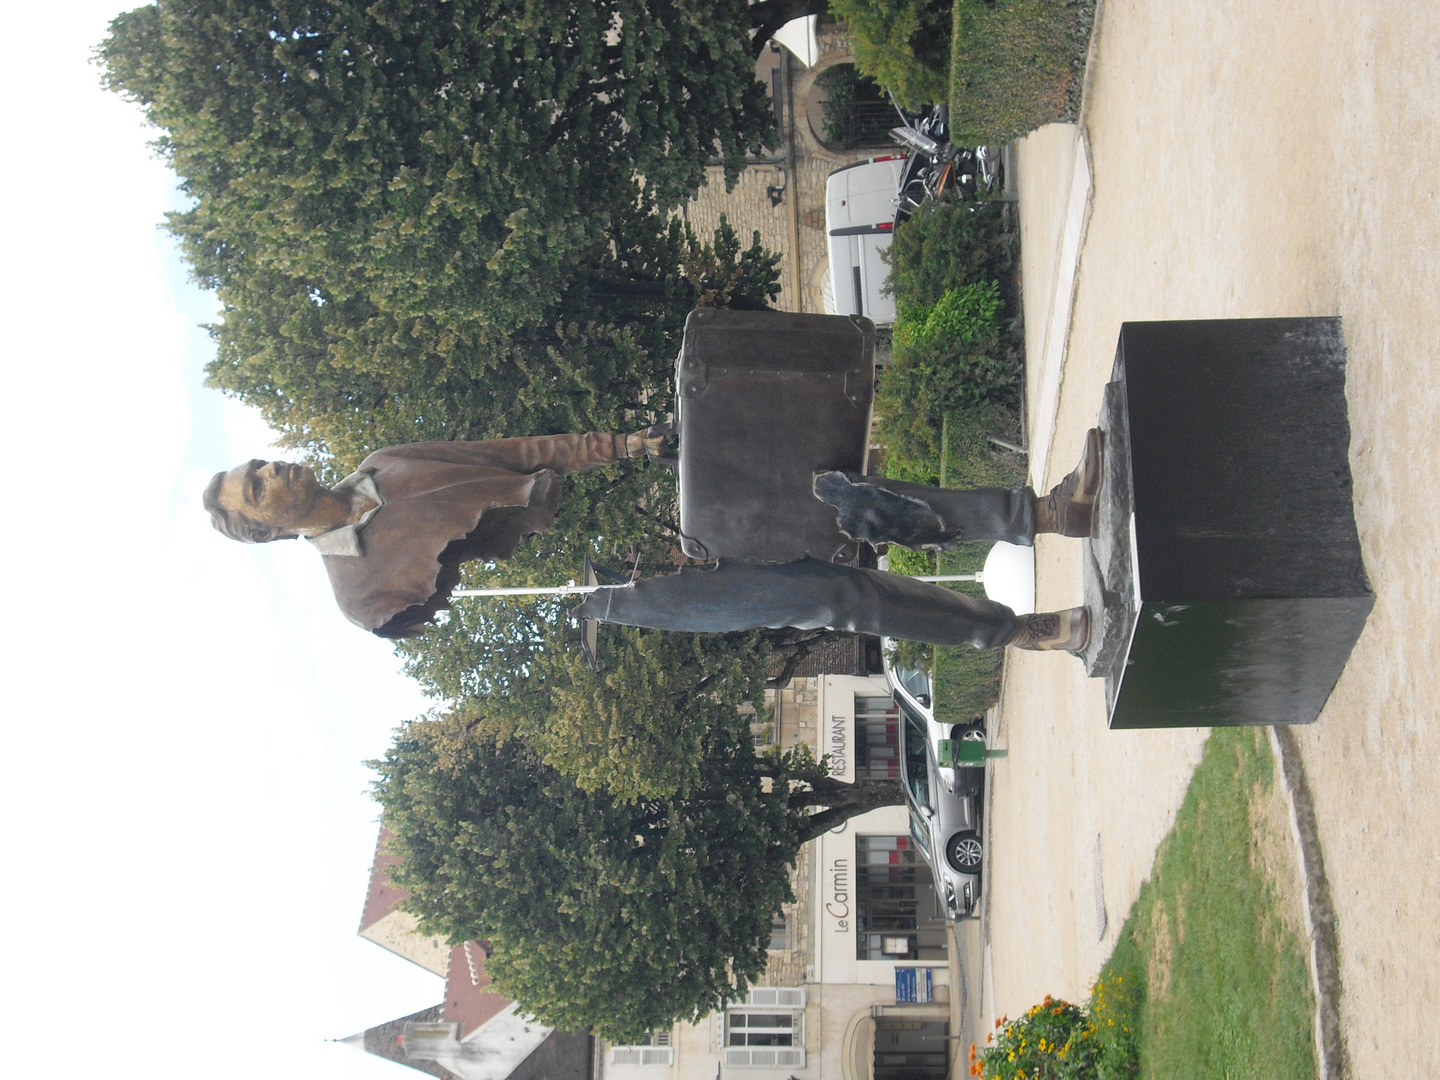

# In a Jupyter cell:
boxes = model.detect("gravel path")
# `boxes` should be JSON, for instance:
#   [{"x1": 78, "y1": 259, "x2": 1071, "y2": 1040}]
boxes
[{"x1": 986, "y1": 3, "x2": 1440, "y2": 1074}]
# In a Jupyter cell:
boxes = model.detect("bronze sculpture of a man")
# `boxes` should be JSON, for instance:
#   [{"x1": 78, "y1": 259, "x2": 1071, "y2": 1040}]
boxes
[
  {"x1": 204, "y1": 431, "x2": 662, "y2": 638},
  {"x1": 205, "y1": 429, "x2": 1101, "y2": 654}
]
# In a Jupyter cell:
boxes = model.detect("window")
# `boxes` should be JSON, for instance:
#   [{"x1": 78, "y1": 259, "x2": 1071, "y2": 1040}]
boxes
[
  {"x1": 855, "y1": 835, "x2": 949, "y2": 961},
  {"x1": 894, "y1": 665, "x2": 932, "y2": 706},
  {"x1": 612, "y1": 1030, "x2": 673, "y2": 1066},
  {"x1": 769, "y1": 912, "x2": 789, "y2": 952},
  {"x1": 722, "y1": 988, "x2": 806, "y2": 1068},
  {"x1": 854, "y1": 695, "x2": 900, "y2": 781},
  {"x1": 729, "y1": 1012, "x2": 795, "y2": 1047},
  {"x1": 900, "y1": 707, "x2": 932, "y2": 810}
]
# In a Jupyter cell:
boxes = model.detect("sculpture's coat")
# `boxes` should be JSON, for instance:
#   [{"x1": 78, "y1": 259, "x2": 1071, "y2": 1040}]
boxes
[{"x1": 321, "y1": 433, "x2": 621, "y2": 637}]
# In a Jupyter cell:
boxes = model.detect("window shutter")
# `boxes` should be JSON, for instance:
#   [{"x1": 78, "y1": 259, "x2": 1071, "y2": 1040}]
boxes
[
  {"x1": 724, "y1": 1048, "x2": 806, "y2": 1068},
  {"x1": 745, "y1": 986, "x2": 806, "y2": 1008},
  {"x1": 611, "y1": 1046, "x2": 674, "y2": 1066}
]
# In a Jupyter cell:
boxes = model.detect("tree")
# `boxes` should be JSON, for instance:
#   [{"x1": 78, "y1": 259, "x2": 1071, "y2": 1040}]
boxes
[
  {"x1": 827, "y1": 0, "x2": 950, "y2": 109},
  {"x1": 398, "y1": 592, "x2": 773, "y2": 803},
  {"x1": 371, "y1": 711, "x2": 900, "y2": 1041},
  {"x1": 98, "y1": 1, "x2": 802, "y2": 462},
  {"x1": 398, "y1": 580, "x2": 865, "y2": 803}
]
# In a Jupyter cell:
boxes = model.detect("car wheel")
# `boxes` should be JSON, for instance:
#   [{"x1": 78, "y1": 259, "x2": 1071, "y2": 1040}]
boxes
[
  {"x1": 957, "y1": 724, "x2": 985, "y2": 744},
  {"x1": 946, "y1": 831, "x2": 983, "y2": 873}
]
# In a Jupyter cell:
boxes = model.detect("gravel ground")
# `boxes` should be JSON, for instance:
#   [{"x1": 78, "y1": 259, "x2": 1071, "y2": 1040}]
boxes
[{"x1": 985, "y1": 2, "x2": 1440, "y2": 1073}]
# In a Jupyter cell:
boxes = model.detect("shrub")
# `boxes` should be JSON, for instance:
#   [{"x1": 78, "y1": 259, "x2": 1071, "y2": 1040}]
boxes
[
  {"x1": 876, "y1": 282, "x2": 1019, "y2": 464},
  {"x1": 875, "y1": 196, "x2": 1020, "y2": 463},
  {"x1": 897, "y1": 280, "x2": 1001, "y2": 350},
  {"x1": 830, "y1": 0, "x2": 951, "y2": 110},
  {"x1": 934, "y1": 634, "x2": 1004, "y2": 720},
  {"x1": 884, "y1": 197, "x2": 1016, "y2": 309},
  {"x1": 950, "y1": 0, "x2": 1096, "y2": 143},
  {"x1": 874, "y1": 188, "x2": 1023, "y2": 726},
  {"x1": 879, "y1": 401, "x2": 1024, "y2": 719},
  {"x1": 971, "y1": 977, "x2": 1139, "y2": 1079}
]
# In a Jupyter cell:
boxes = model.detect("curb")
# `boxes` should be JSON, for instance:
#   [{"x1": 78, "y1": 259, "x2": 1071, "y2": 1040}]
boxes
[{"x1": 1267, "y1": 726, "x2": 1350, "y2": 1080}]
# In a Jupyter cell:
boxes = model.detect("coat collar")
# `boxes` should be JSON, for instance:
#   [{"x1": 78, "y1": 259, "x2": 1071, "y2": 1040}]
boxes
[{"x1": 304, "y1": 470, "x2": 384, "y2": 557}]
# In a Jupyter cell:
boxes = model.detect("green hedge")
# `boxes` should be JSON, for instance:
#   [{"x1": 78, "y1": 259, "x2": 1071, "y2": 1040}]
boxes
[
  {"x1": 949, "y1": 0, "x2": 1096, "y2": 143},
  {"x1": 882, "y1": 406, "x2": 1025, "y2": 725},
  {"x1": 877, "y1": 191, "x2": 1025, "y2": 723}
]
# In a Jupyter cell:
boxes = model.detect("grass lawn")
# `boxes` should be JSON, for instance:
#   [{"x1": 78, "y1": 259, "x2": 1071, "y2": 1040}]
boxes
[{"x1": 1094, "y1": 727, "x2": 1317, "y2": 1080}]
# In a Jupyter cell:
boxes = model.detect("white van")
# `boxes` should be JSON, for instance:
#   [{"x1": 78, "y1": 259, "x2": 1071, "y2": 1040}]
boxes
[{"x1": 824, "y1": 155, "x2": 906, "y2": 326}]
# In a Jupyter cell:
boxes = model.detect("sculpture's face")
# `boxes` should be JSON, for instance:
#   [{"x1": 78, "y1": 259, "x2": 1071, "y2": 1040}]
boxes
[{"x1": 215, "y1": 459, "x2": 327, "y2": 540}]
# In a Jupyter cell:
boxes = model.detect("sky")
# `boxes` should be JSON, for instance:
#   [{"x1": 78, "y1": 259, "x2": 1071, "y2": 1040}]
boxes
[{"x1": 0, "y1": 5, "x2": 451, "y2": 1076}]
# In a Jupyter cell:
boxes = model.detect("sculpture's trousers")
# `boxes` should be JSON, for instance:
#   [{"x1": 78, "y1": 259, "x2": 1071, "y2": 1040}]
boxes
[{"x1": 573, "y1": 558, "x2": 1021, "y2": 650}]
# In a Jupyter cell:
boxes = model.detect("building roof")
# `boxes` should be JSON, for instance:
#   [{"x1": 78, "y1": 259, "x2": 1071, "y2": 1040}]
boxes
[
  {"x1": 350, "y1": 829, "x2": 591, "y2": 1080},
  {"x1": 340, "y1": 1005, "x2": 453, "y2": 1080},
  {"x1": 442, "y1": 942, "x2": 511, "y2": 1040},
  {"x1": 359, "y1": 827, "x2": 413, "y2": 935},
  {"x1": 359, "y1": 826, "x2": 453, "y2": 976}
]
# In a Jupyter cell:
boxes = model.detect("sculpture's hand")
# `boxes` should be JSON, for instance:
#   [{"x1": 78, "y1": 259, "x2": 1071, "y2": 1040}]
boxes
[{"x1": 624, "y1": 427, "x2": 671, "y2": 460}]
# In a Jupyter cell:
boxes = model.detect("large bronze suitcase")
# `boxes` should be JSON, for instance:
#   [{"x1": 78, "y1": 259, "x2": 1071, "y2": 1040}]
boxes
[{"x1": 674, "y1": 308, "x2": 876, "y2": 564}]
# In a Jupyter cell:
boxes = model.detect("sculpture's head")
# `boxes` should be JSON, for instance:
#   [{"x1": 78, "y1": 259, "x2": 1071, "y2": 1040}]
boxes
[{"x1": 203, "y1": 459, "x2": 331, "y2": 544}]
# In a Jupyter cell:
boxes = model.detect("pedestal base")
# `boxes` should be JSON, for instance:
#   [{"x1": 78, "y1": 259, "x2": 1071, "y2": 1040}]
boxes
[{"x1": 1082, "y1": 318, "x2": 1373, "y2": 728}]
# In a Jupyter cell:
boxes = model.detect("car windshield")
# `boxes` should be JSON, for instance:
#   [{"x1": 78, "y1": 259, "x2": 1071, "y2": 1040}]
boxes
[
  {"x1": 895, "y1": 665, "x2": 931, "y2": 705},
  {"x1": 899, "y1": 707, "x2": 931, "y2": 810}
]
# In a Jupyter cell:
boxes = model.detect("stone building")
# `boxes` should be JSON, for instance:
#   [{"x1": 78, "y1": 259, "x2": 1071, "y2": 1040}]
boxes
[{"x1": 679, "y1": 18, "x2": 897, "y2": 316}]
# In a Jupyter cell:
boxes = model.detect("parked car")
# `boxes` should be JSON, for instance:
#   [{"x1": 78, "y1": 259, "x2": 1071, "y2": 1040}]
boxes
[
  {"x1": 824, "y1": 155, "x2": 906, "y2": 326},
  {"x1": 882, "y1": 639, "x2": 987, "y2": 795},
  {"x1": 897, "y1": 694, "x2": 984, "y2": 920}
]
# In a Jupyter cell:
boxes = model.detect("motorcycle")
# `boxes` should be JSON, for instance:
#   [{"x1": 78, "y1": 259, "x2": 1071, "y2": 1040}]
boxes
[{"x1": 888, "y1": 102, "x2": 1003, "y2": 229}]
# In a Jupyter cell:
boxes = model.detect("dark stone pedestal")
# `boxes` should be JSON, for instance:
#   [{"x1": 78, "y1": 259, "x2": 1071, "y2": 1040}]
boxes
[{"x1": 1082, "y1": 318, "x2": 1373, "y2": 728}]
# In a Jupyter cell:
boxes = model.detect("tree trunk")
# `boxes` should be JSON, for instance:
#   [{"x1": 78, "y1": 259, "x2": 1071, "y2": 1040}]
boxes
[
  {"x1": 793, "y1": 777, "x2": 903, "y2": 842},
  {"x1": 762, "y1": 627, "x2": 848, "y2": 689}
]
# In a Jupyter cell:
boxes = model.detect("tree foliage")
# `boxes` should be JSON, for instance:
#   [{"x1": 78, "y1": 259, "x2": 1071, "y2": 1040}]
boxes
[
  {"x1": 98, "y1": 0, "x2": 789, "y2": 465},
  {"x1": 372, "y1": 713, "x2": 897, "y2": 1040},
  {"x1": 400, "y1": 567, "x2": 866, "y2": 794},
  {"x1": 829, "y1": 0, "x2": 951, "y2": 109},
  {"x1": 400, "y1": 590, "x2": 773, "y2": 803}
]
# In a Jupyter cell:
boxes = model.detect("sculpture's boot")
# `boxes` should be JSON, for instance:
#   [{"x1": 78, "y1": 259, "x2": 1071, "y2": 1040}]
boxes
[
  {"x1": 812, "y1": 471, "x2": 1034, "y2": 550},
  {"x1": 1009, "y1": 607, "x2": 1090, "y2": 653},
  {"x1": 1034, "y1": 427, "x2": 1104, "y2": 537}
]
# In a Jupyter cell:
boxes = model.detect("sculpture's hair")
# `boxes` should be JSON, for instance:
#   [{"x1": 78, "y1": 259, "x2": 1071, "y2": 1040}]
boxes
[{"x1": 202, "y1": 461, "x2": 293, "y2": 544}]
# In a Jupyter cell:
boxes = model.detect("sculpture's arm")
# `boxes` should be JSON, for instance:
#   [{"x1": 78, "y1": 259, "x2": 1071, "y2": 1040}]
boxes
[
  {"x1": 458, "y1": 431, "x2": 626, "y2": 475},
  {"x1": 365, "y1": 431, "x2": 639, "y2": 477},
  {"x1": 362, "y1": 428, "x2": 673, "y2": 478}
]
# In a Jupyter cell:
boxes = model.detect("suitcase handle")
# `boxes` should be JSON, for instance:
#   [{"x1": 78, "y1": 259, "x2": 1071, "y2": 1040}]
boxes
[{"x1": 678, "y1": 360, "x2": 871, "y2": 411}]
